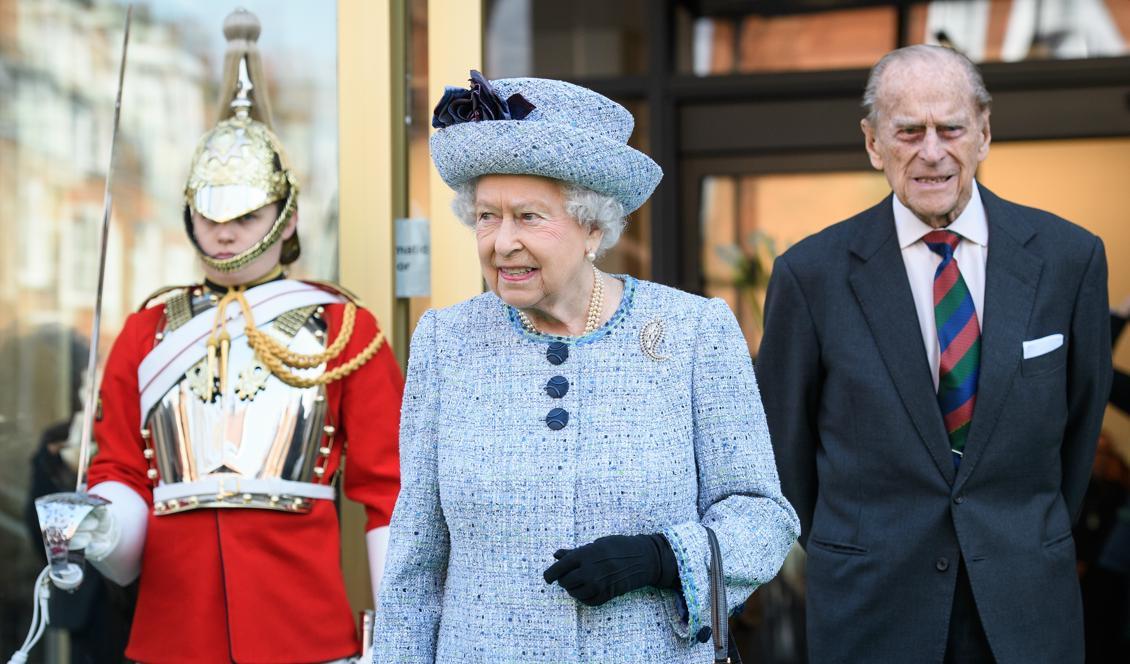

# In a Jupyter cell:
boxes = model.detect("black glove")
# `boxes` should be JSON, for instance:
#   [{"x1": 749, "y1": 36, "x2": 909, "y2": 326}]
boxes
[{"x1": 542, "y1": 534, "x2": 680, "y2": 607}]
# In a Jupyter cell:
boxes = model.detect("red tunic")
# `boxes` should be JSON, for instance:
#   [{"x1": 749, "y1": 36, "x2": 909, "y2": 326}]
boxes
[{"x1": 87, "y1": 288, "x2": 403, "y2": 663}]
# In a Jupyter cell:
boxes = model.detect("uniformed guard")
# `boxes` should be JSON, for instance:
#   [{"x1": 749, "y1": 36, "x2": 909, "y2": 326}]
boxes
[{"x1": 70, "y1": 10, "x2": 403, "y2": 662}]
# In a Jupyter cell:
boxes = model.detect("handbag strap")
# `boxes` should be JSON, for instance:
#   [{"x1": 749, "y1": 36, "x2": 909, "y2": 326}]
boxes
[{"x1": 705, "y1": 526, "x2": 730, "y2": 664}]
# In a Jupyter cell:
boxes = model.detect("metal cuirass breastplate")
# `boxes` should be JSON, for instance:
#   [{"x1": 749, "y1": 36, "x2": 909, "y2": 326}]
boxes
[{"x1": 144, "y1": 289, "x2": 334, "y2": 515}]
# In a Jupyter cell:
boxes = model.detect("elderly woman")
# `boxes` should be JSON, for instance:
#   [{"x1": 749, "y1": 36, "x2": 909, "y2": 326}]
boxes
[{"x1": 374, "y1": 72, "x2": 799, "y2": 663}]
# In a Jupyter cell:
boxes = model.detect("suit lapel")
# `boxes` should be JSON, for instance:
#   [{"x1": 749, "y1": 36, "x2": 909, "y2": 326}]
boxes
[
  {"x1": 954, "y1": 185, "x2": 1043, "y2": 490},
  {"x1": 849, "y1": 197, "x2": 956, "y2": 484}
]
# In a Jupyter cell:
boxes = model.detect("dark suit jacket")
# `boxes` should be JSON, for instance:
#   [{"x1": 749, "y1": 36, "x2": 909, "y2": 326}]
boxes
[{"x1": 756, "y1": 185, "x2": 1112, "y2": 664}]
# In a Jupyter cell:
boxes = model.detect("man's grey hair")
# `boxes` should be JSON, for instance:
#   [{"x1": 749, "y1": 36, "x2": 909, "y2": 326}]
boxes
[
  {"x1": 451, "y1": 178, "x2": 627, "y2": 257},
  {"x1": 862, "y1": 45, "x2": 992, "y2": 124}
]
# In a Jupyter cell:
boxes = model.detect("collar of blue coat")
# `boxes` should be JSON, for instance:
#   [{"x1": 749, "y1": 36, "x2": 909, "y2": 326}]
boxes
[{"x1": 505, "y1": 274, "x2": 637, "y2": 346}]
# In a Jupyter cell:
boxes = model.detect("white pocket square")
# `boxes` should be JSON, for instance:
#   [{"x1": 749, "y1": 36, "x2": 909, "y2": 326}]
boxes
[{"x1": 1022, "y1": 333, "x2": 1064, "y2": 359}]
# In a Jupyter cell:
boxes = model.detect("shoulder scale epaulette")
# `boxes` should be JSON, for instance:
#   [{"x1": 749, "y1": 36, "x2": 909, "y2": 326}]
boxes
[
  {"x1": 137, "y1": 285, "x2": 195, "y2": 331},
  {"x1": 163, "y1": 290, "x2": 194, "y2": 331},
  {"x1": 137, "y1": 285, "x2": 194, "y2": 311},
  {"x1": 273, "y1": 304, "x2": 318, "y2": 338}
]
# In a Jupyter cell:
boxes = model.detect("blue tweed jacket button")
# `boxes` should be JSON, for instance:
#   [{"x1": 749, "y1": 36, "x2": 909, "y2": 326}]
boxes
[
  {"x1": 546, "y1": 342, "x2": 568, "y2": 365},
  {"x1": 545, "y1": 376, "x2": 569, "y2": 398},
  {"x1": 545, "y1": 407, "x2": 569, "y2": 430}
]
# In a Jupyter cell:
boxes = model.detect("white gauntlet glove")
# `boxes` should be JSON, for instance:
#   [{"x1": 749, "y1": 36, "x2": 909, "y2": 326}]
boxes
[{"x1": 69, "y1": 505, "x2": 120, "y2": 562}]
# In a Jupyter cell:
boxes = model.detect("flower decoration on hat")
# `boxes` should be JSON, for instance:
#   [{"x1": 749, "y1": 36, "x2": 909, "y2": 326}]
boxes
[{"x1": 432, "y1": 70, "x2": 536, "y2": 128}]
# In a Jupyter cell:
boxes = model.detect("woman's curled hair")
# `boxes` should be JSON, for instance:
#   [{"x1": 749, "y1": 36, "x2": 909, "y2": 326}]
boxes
[{"x1": 451, "y1": 178, "x2": 627, "y2": 257}]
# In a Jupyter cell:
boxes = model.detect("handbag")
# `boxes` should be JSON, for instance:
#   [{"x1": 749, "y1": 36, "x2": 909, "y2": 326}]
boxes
[{"x1": 705, "y1": 526, "x2": 743, "y2": 664}]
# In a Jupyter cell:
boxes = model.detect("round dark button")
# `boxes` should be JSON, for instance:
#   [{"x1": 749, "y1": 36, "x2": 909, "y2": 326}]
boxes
[
  {"x1": 695, "y1": 626, "x2": 712, "y2": 643},
  {"x1": 546, "y1": 342, "x2": 569, "y2": 365},
  {"x1": 953, "y1": 496, "x2": 965, "y2": 505},
  {"x1": 546, "y1": 376, "x2": 569, "y2": 399},
  {"x1": 546, "y1": 408, "x2": 569, "y2": 430},
  {"x1": 936, "y1": 557, "x2": 950, "y2": 572}
]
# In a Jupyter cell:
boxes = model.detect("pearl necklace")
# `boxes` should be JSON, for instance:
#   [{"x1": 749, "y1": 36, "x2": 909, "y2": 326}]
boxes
[{"x1": 517, "y1": 264, "x2": 605, "y2": 336}]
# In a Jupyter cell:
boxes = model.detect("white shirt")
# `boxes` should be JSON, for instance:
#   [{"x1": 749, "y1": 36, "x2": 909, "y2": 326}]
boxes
[{"x1": 894, "y1": 181, "x2": 988, "y2": 390}]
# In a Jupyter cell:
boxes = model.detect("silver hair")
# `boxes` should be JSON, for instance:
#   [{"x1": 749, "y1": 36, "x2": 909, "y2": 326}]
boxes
[
  {"x1": 451, "y1": 178, "x2": 627, "y2": 256},
  {"x1": 862, "y1": 45, "x2": 992, "y2": 124}
]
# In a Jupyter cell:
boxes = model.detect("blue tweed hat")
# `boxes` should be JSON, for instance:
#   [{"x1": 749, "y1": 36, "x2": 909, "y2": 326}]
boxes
[{"x1": 429, "y1": 72, "x2": 663, "y2": 214}]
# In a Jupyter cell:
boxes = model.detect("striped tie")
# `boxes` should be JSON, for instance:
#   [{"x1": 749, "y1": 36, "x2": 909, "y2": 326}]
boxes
[{"x1": 923, "y1": 230, "x2": 980, "y2": 468}]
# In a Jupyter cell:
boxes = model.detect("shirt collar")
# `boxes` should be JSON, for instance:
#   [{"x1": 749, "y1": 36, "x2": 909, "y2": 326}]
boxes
[{"x1": 893, "y1": 180, "x2": 988, "y2": 249}]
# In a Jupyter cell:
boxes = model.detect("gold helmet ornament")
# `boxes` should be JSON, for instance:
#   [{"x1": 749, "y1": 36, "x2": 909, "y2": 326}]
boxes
[{"x1": 183, "y1": 8, "x2": 300, "y2": 272}]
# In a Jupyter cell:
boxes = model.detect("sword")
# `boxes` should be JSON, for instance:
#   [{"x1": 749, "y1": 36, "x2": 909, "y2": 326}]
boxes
[{"x1": 75, "y1": 4, "x2": 132, "y2": 492}]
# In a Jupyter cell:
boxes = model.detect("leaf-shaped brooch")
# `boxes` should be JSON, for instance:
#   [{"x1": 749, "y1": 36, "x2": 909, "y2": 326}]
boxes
[{"x1": 640, "y1": 319, "x2": 669, "y2": 362}]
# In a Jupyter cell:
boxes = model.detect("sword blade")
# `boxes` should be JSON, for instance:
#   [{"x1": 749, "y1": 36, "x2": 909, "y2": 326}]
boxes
[{"x1": 76, "y1": 5, "x2": 132, "y2": 492}]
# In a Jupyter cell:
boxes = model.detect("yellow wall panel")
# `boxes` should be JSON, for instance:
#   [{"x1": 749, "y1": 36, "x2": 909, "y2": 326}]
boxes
[{"x1": 427, "y1": 0, "x2": 484, "y2": 308}]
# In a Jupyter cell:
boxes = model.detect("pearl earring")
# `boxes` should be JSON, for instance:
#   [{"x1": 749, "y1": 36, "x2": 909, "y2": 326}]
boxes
[{"x1": 586, "y1": 250, "x2": 596, "y2": 262}]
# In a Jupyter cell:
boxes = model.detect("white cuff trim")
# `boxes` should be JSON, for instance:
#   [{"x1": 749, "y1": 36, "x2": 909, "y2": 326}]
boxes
[{"x1": 86, "y1": 482, "x2": 148, "y2": 585}]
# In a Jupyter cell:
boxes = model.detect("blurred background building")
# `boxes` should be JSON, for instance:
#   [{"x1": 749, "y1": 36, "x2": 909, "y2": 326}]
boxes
[{"x1": 2, "y1": 0, "x2": 1129, "y2": 661}]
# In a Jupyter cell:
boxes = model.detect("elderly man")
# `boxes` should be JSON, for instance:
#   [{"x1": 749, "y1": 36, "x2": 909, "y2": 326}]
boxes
[{"x1": 757, "y1": 45, "x2": 1111, "y2": 663}]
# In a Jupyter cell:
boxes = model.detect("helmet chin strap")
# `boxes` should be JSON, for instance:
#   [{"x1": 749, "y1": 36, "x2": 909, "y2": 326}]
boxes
[{"x1": 189, "y1": 176, "x2": 298, "y2": 273}]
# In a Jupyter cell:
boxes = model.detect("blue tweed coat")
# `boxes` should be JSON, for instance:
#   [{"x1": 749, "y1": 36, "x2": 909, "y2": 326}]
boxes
[{"x1": 374, "y1": 277, "x2": 799, "y2": 663}]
